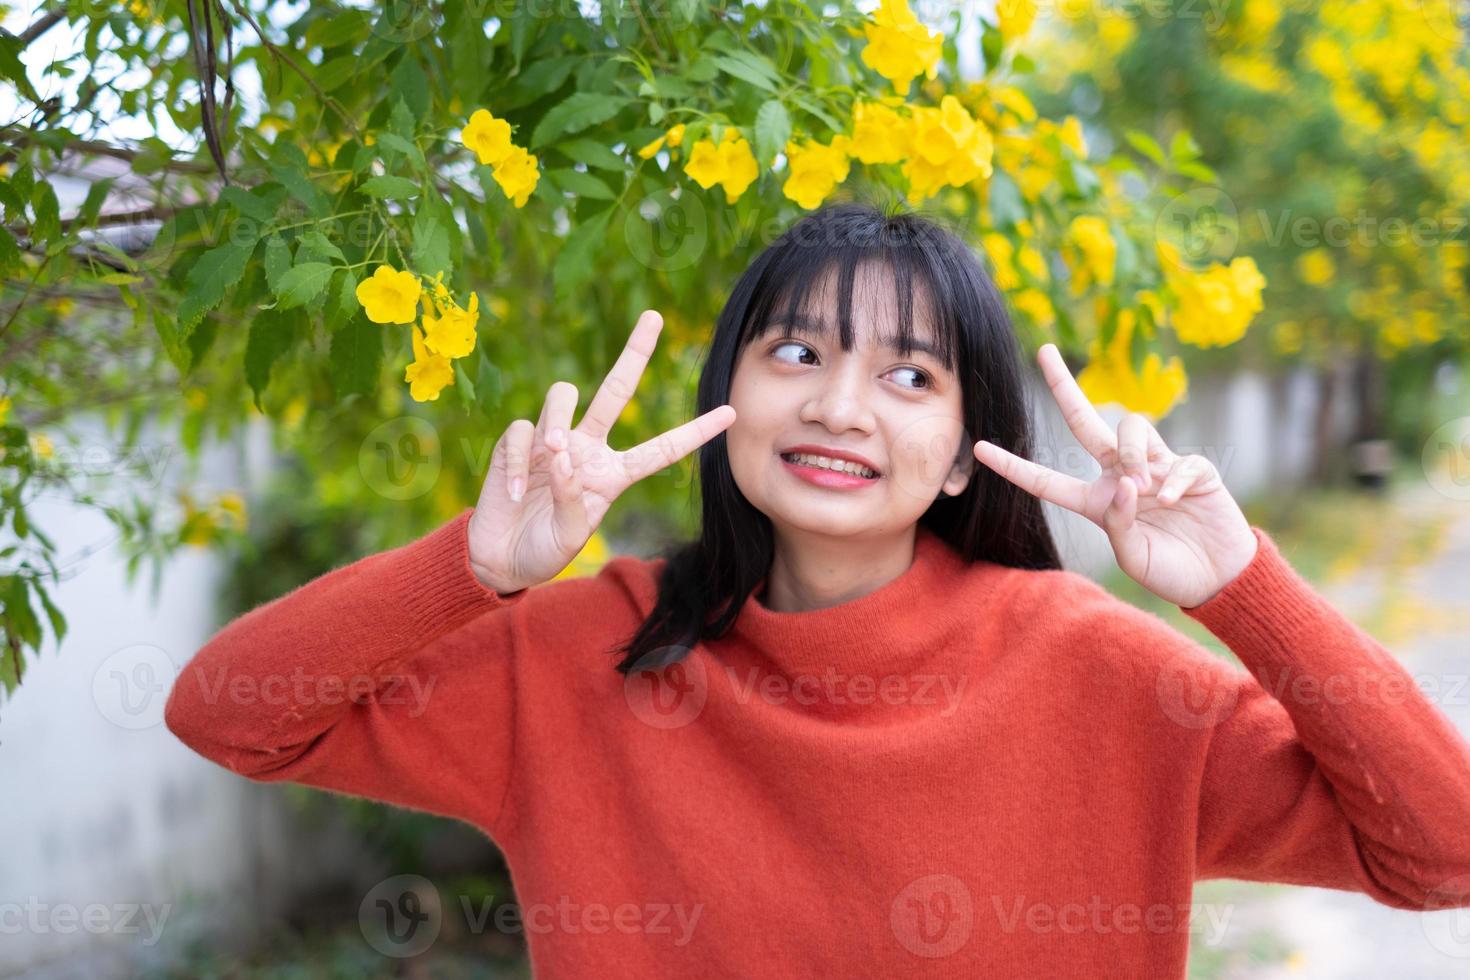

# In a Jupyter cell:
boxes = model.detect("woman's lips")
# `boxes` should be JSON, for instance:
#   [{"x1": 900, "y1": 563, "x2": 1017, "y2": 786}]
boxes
[{"x1": 778, "y1": 454, "x2": 882, "y2": 489}]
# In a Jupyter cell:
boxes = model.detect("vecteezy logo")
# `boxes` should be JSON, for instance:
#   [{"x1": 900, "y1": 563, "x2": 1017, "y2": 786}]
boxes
[
  {"x1": 1423, "y1": 416, "x2": 1470, "y2": 501},
  {"x1": 359, "y1": 874, "x2": 441, "y2": 958},
  {"x1": 1420, "y1": 873, "x2": 1470, "y2": 959},
  {"x1": 1155, "y1": 187, "x2": 1240, "y2": 267},
  {"x1": 360, "y1": 416, "x2": 441, "y2": 500},
  {"x1": 623, "y1": 189, "x2": 709, "y2": 272},
  {"x1": 1154, "y1": 655, "x2": 1240, "y2": 730},
  {"x1": 622, "y1": 645, "x2": 708, "y2": 729},
  {"x1": 369, "y1": 0, "x2": 436, "y2": 42},
  {"x1": 93, "y1": 644, "x2": 180, "y2": 730},
  {"x1": 890, "y1": 873, "x2": 973, "y2": 957}
]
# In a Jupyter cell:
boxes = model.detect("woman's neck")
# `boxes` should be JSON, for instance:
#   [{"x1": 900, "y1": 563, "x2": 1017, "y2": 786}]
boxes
[{"x1": 758, "y1": 527, "x2": 918, "y2": 613}]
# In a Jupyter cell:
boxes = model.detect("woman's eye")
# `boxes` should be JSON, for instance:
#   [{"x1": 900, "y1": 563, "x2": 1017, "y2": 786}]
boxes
[
  {"x1": 889, "y1": 366, "x2": 932, "y2": 390},
  {"x1": 771, "y1": 340, "x2": 817, "y2": 365}
]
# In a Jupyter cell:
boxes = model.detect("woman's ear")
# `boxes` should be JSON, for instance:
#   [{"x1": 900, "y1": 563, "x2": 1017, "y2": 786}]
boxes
[{"x1": 938, "y1": 445, "x2": 975, "y2": 498}]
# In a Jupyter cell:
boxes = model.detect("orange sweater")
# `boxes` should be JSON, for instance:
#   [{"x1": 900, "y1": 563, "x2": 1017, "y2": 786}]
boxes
[{"x1": 165, "y1": 509, "x2": 1470, "y2": 977}]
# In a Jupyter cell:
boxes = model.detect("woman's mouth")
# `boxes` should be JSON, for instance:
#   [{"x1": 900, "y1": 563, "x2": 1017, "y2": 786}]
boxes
[{"x1": 779, "y1": 451, "x2": 882, "y2": 488}]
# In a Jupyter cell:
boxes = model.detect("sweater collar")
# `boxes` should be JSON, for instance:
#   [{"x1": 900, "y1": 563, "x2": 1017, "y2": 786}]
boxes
[{"x1": 727, "y1": 524, "x2": 1003, "y2": 686}]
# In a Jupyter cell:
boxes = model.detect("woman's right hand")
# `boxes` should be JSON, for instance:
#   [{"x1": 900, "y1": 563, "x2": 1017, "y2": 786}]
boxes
[{"x1": 466, "y1": 309, "x2": 736, "y2": 595}]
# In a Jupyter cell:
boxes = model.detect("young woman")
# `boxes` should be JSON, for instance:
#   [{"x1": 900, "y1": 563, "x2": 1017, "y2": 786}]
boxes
[{"x1": 166, "y1": 202, "x2": 1470, "y2": 978}]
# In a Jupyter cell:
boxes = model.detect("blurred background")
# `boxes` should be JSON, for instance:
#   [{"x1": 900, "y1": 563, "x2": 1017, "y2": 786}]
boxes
[{"x1": 2, "y1": 0, "x2": 1469, "y2": 976}]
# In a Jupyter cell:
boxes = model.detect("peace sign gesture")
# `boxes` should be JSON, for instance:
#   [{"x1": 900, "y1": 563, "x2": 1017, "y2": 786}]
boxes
[
  {"x1": 972, "y1": 344, "x2": 1258, "y2": 609},
  {"x1": 467, "y1": 310, "x2": 736, "y2": 595}
]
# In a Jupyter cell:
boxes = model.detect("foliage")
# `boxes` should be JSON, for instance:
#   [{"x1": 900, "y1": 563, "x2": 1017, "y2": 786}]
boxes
[{"x1": 0, "y1": 0, "x2": 1277, "y2": 694}]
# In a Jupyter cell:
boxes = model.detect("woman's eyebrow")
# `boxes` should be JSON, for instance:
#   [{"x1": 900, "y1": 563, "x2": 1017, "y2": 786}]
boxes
[{"x1": 768, "y1": 311, "x2": 942, "y2": 360}]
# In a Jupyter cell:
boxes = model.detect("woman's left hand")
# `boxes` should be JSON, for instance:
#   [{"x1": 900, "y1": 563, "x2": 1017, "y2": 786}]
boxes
[{"x1": 972, "y1": 343, "x2": 1259, "y2": 609}]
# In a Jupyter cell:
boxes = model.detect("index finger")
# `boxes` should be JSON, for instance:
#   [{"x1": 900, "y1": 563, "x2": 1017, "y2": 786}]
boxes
[
  {"x1": 620, "y1": 405, "x2": 737, "y2": 486},
  {"x1": 974, "y1": 439, "x2": 1091, "y2": 515},
  {"x1": 578, "y1": 309, "x2": 664, "y2": 440},
  {"x1": 1038, "y1": 343, "x2": 1117, "y2": 463}
]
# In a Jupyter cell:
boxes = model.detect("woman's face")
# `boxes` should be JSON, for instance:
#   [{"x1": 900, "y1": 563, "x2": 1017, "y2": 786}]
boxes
[{"x1": 725, "y1": 260, "x2": 974, "y2": 542}]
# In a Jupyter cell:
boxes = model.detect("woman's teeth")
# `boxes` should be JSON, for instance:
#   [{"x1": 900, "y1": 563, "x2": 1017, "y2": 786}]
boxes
[{"x1": 780, "y1": 452, "x2": 879, "y2": 479}]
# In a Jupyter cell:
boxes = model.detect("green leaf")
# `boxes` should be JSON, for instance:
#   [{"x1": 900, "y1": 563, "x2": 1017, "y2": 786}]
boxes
[
  {"x1": 553, "y1": 207, "x2": 612, "y2": 296},
  {"x1": 0, "y1": 227, "x2": 19, "y2": 277},
  {"x1": 1124, "y1": 130, "x2": 1166, "y2": 166},
  {"x1": 390, "y1": 52, "x2": 430, "y2": 119},
  {"x1": 334, "y1": 266, "x2": 360, "y2": 320},
  {"x1": 547, "y1": 169, "x2": 616, "y2": 200},
  {"x1": 263, "y1": 235, "x2": 291, "y2": 292},
  {"x1": 1170, "y1": 131, "x2": 1201, "y2": 165},
  {"x1": 754, "y1": 99, "x2": 791, "y2": 167},
  {"x1": 298, "y1": 229, "x2": 346, "y2": 264},
  {"x1": 375, "y1": 132, "x2": 426, "y2": 171},
  {"x1": 275, "y1": 262, "x2": 334, "y2": 309},
  {"x1": 329, "y1": 319, "x2": 383, "y2": 398},
  {"x1": 499, "y1": 55, "x2": 579, "y2": 111},
  {"x1": 359, "y1": 175, "x2": 421, "y2": 200},
  {"x1": 1177, "y1": 161, "x2": 1219, "y2": 183},
  {"x1": 556, "y1": 138, "x2": 626, "y2": 171},
  {"x1": 531, "y1": 94, "x2": 631, "y2": 148},
  {"x1": 31, "y1": 181, "x2": 61, "y2": 245},
  {"x1": 453, "y1": 356, "x2": 478, "y2": 411},
  {"x1": 712, "y1": 52, "x2": 781, "y2": 93},
  {"x1": 410, "y1": 206, "x2": 451, "y2": 278},
  {"x1": 318, "y1": 54, "x2": 359, "y2": 92},
  {"x1": 78, "y1": 178, "x2": 116, "y2": 227},
  {"x1": 178, "y1": 240, "x2": 256, "y2": 330},
  {"x1": 245, "y1": 306, "x2": 303, "y2": 411}
]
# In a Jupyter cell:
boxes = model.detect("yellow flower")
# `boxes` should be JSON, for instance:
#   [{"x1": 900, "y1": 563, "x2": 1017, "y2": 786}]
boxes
[
  {"x1": 861, "y1": 0, "x2": 943, "y2": 94},
  {"x1": 1158, "y1": 240, "x2": 1266, "y2": 348},
  {"x1": 356, "y1": 265, "x2": 422, "y2": 325},
  {"x1": 684, "y1": 127, "x2": 759, "y2": 204},
  {"x1": 1067, "y1": 215, "x2": 1116, "y2": 292},
  {"x1": 1076, "y1": 310, "x2": 1188, "y2": 419},
  {"x1": 46, "y1": 296, "x2": 75, "y2": 316},
  {"x1": 216, "y1": 492, "x2": 248, "y2": 531},
  {"x1": 552, "y1": 529, "x2": 612, "y2": 581},
  {"x1": 422, "y1": 291, "x2": 480, "y2": 359},
  {"x1": 29, "y1": 432, "x2": 54, "y2": 460},
  {"x1": 405, "y1": 326, "x2": 456, "y2": 402},
  {"x1": 1296, "y1": 249, "x2": 1335, "y2": 286},
  {"x1": 902, "y1": 96, "x2": 993, "y2": 199},
  {"x1": 982, "y1": 233, "x2": 1020, "y2": 290},
  {"x1": 782, "y1": 135, "x2": 852, "y2": 209},
  {"x1": 850, "y1": 101, "x2": 911, "y2": 165},
  {"x1": 462, "y1": 109, "x2": 515, "y2": 167},
  {"x1": 638, "y1": 123, "x2": 687, "y2": 159},
  {"x1": 0, "y1": 395, "x2": 10, "y2": 426},
  {"x1": 995, "y1": 0, "x2": 1038, "y2": 41},
  {"x1": 1011, "y1": 287, "x2": 1054, "y2": 326},
  {"x1": 491, "y1": 145, "x2": 540, "y2": 207}
]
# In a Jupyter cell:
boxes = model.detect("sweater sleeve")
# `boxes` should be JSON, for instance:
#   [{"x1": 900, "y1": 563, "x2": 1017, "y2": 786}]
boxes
[
  {"x1": 1177, "y1": 525, "x2": 1470, "y2": 910},
  {"x1": 164, "y1": 506, "x2": 528, "y2": 836}
]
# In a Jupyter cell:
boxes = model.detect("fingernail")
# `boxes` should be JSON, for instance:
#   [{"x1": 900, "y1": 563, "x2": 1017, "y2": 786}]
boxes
[
  {"x1": 550, "y1": 427, "x2": 564, "y2": 448},
  {"x1": 510, "y1": 477, "x2": 525, "y2": 502},
  {"x1": 1114, "y1": 481, "x2": 1128, "y2": 506},
  {"x1": 1134, "y1": 473, "x2": 1148, "y2": 492}
]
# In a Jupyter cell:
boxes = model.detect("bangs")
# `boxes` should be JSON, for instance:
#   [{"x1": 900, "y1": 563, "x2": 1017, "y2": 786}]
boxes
[{"x1": 737, "y1": 207, "x2": 964, "y2": 375}]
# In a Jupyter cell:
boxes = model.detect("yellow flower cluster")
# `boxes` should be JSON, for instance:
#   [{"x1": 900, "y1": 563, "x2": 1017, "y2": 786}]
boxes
[
  {"x1": 460, "y1": 108, "x2": 540, "y2": 208},
  {"x1": 356, "y1": 265, "x2": 483, "y2": 402},
  {"x1": 1076, "y1": 306, "x2": 1189, "y2": 420},
  {"x1": 904, "y1": 96, "x2": 994, "y2": 199},
  {"x1": 783, "y1": 135, "x2": 853, "y2": 209},
  {"x1": 861, "y1": 0, "x2": 943, "y2": 94},
  {"x1": 638, "y1": 123, "x2": 687, "y2": 160},
  {"x1": 1157, "y1": 240, "x2": 1267, "y2": 348},
  {"x1": 684, "y1": 127, "x2": 759, "y2": 204},
  {"x1": 1066, "y1": 215, "x2": 1117, "y2": 294},
  {"x1": 178, "y1": 489, "x2": 248, "y2": 547}
]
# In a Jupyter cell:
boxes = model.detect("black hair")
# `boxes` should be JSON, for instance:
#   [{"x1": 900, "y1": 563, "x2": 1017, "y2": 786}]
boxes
[{"x1": 611, "y1": 199, "x2": 1060, "y2": 673}]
